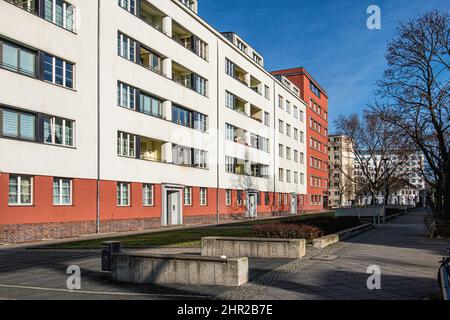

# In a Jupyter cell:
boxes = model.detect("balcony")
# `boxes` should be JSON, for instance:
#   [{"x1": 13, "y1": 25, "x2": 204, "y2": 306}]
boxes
[
  {"x1": 250, "y1": 76, "x2": 262, "y2": 95},
  {"x1": 139, "y1": 46, "x2": 162, "y2": 75},
  {"x1": 250, "y1": 105, "x2": 263, "y2": 123},
  {"x1": 140, "y1": 137, "x2": 164, "y2": 162},
  {"x1": 234, "y1": 65, "x2": 248, "y2": 86},
  {"x1": 6, "y1": 0, "x2": 37, "y2": 13},
  {"x1": 172, "y1": 62, "x2": 193, "y2": 89},
  {"x1": 139, "y1": 0, "x2": 164, "y2": 31},
  {"x1": 172, "y1": 21, "x2": 207, "y2": 59}
]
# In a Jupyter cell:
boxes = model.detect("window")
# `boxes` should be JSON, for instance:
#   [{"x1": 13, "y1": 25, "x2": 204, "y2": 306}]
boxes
[
  {"x1": 141, "y1": 93, "x2": 162, "y2": 118},
  {"x1": 43, "y1": 115, "x2": 74, "y2": 147},
  {"x1": 294, "y1": 128, "x2": 299, "y2": 141},
  {"x1": 286, "y1": 170, "x2": 292, "y2": 183},
  {"x1": 44, "y1": 0, "x2": 75, "y2": 31},
  {"x1": 225, "y1": 91, "x2": 235, "y2": 109},
  {"x1": 310, "y1": 81, "x2": 321, "y2": 98},
  {"x1": 172, "y1": 105, "x2": 192, "y2": 128},
  {"x1": 179, "y1": 0, "x2": 196, "y2": 11},
  {"x1": 294, "y1": 106, "x2": 299, "y2": 119},
  {"x1": 279, "y1": 144, "x2": 284, "y2": 158},
  {"x1": 225, "y1": 59, "x2": 235, "y2": 77},
  {"x1": 193, "y1": 112, "x2": 207, "y2": 132},
  {"x1": 294, "y1": 172, "x2": 299, "y2": 184},
  {"x1": 200, "y1": 188, "x2": 207, "y2": 206},
  {"x1": 278, "y1": 120, "x2": 284, "y2": 134},
  {"x1": 278, "y1": 95, "x2": 283, "y2": 109},
  {"x1": 43, "y1": 54, "x2": 74, "y2": 88},
  {"x1": 6, "y1": 0, "x2": 38, "y2": 13},
  {"x1": 1, "y1": 108, "x2": 36, "y2": 141},
  {"x1": 117, "y1": 132, "x2": 136, "y2": 158},
  {"x1": 0, "y1": 39, "x2": 36, "y2": 77},
  {"x1": 117, "y1": 82, "x2": 136, "y2": 110},
  {"x1": 184, "y1": 187, "x2": 192, "y2": 206},
  {"x1": 225, "y1": 190, "x2": 232, "y2": 206},
  {"x1": 286, "y1": 124, "x2": 291, "y2": 137},
  {"x1": 284, "y1": 194, "x2": 288, "y2": 205},
  {"x1": 53, "y1": 178, "x2": 72, "y2": 205},
  {"x1": 286, "y1": 147, "x2": 291, "y2": 160},
  {"x1": 279, "y1": 168, "x2": 284, "y2": 182},
  {"x1": 9, "y1": 175, "x2": 33, "y2": 205},
  {"x1": 300, "y1": 173, "x2": 305, "y2": 185},
  {"x1": 194, "y1": 149, "x2": 208, "y2": 169},
  {"x1": 264, "y1": 112, "x2": 270, "y2": 127},
  {"x1": 118, "y1": 0, "x2": 136, "y2": 14},
  {"x1": 118, "y1": 32, "x2": 136, "y2": 62},
  {"x1": 300, "y1": 131, "x2": 305, "y2": 143},
  {"x1": 143, "y1": 184, "x2": 154, "y2": 206},
  {"x1": 237, "y1": 190, "x2": 243, "y2": 206},
  {"x1": 286, "y1": 101, "x2": 291, "y2": 114},
  {"x1": 117, "y1": 182, "x2": 130, "y2": 206},
  {"x1": 264, "y1": 192, "x2": 270, "y2": 206},
  {"x1": 300, "y1": 110, "x2": 305, "y2": 122},
  {"x1": 193, "y1": 74, "x2": 208, "y2": 96},
  {"x1": 264, "y1": 85, "x2": 270, "y2": 99}
]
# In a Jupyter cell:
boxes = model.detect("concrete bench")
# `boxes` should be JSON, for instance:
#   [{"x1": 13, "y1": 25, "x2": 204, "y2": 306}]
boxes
[
  {"x1": 111, "y1": 252, "x2": 248, "y2": 287},
  {"x1": 201, "y1": 237, "x2": 306, "y2": 259},
  {"x1": 312, "y1": 234, "x2": 339, "y2": 249}
]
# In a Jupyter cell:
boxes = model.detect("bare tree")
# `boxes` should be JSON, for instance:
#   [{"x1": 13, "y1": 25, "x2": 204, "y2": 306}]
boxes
[
  {"x1": 330, "y1": 161, "x2": 355, "y2": 207},
  {"x1": 335, "y1": 112, "x2": 413, "y2": 205},
  {"x1": 372, "y1": 10, "x2": 450, "y2": 227}
]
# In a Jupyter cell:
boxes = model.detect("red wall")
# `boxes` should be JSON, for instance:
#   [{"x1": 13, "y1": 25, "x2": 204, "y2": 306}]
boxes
[
  {"x1": 0, "y1": 172, "x2": 299, "y2": 227},
  {"x1": 0, "y1": 173, "x2": 97, "y2": 225}
]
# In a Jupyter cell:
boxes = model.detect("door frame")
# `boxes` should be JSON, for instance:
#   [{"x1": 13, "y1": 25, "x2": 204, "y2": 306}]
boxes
[
  {"x1": 161, "y1": 184, "x2": 184, "y2": 226},
  {"x1": 246, "y1": 190, "x2": 258, "y2": 219},
  {"x1": 290, "y1": 193, "x2": 298, "y2": 214}
]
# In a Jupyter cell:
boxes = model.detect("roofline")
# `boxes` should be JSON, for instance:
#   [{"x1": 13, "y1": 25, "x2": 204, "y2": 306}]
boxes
[
  {"x1": 271, "y1": 67, "x2": 328, "y2": 98},
  {"x1": 171, "y1": 1, "x2": 308, "y2": 105}
]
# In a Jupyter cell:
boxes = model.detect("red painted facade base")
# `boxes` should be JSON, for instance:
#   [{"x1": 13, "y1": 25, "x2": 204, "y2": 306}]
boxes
[{"x1": 0, "y1": 173, "x2": 302, "y2": 243}]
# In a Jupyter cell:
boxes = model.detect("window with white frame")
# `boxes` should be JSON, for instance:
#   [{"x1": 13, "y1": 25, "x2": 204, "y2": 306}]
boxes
[
  {"x1": 118, "y1": 32, "x2": 136, "y2": 62},
  {"x1": 43, "y1": 53, "x2": 74, "y2": 88},
  {"x1": 286, "y1": 170, "x2": 292, "y2": 183},
  {"x1": 53, "y1": 178, "x2": 72, "y2": 205},
  {"x1": 44, "y1": 0, "x2": 75, "y2": 31},
  {"x1": 118, "y1": 0, "x2": 136, "y2": 15},
  {"x1": 184, "y1": 187, "x2": 192, "y2": 206},
  {"x1": 200, "y1": 188, "x2": 207, "y2": 206},
  {"x1": 279, "y1": 168, "x2": 284, "y2": 182},
  {"x1": 294, "y1": 172, "x2": 299, "y2": 184},
  {"x1": 300, "y1": 173, "x2": 305, "y2": 185},
  {"x1": 8, "y1": 175, "x2": 33, "y2": 206},
  {"x1": 117, "y1": 182, "x2": 130, "y2": 206},
  {"x1": 43, "y1": 115, "x2": 74, "y2": 147},
  {"x1": 117, "y1": 82, "x2": 136, "y2": 110},
  {"x1": 9, "y1": 175, "x2": 33, "y2": 205},
  {"x1": 142, "y1": 183, "x2": 154, "y2": 206},
  {"x1": 225, "y1": 189, "x2": 232, "y2": 206},
  {"x1": 117, "y1": 131, "x2": 136, "y2": 158},
  {"x1": 264, "y1": 112, "x2": 270, "y2": 127}
]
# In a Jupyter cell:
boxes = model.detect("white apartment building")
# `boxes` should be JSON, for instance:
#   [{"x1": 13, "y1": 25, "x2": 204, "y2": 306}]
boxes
[{"x1": 0, "y1": 0, "x2": 307, "y2": 243}]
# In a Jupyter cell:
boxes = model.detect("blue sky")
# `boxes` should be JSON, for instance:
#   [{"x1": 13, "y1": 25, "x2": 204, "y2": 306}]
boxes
[{"x1": 199, "y1": 0, "x2": 450, "y2": 132}]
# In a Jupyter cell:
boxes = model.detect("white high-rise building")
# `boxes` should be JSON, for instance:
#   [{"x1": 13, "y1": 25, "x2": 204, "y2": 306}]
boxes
[{"x1": 0, "y1": 0, "x2": 308, "y2": 243}]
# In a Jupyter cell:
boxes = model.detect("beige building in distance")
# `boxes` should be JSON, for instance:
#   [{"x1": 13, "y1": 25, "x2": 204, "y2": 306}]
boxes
[{"x1": 328, "y1": 134, "x2": 356, "y2": 207}]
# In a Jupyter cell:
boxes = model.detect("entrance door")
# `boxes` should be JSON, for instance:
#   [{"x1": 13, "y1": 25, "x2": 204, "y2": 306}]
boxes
[
  {"x1": 248, "y1": 194, "x2": 257, "y2": 218},
  {"x1": 290, "y1": 195, "x2": 297, "y2": 214},
  {"x1": 167, "y1": 191, "x2": 181, "y2": 225}
]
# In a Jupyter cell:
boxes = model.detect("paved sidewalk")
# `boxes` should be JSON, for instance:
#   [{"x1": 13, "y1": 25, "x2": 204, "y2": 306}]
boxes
[{"x1": 220, "y1": 208, "x2": 449, "y2": 300}]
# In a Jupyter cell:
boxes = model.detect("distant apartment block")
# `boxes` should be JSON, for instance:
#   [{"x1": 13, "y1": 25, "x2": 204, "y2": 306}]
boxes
[
  {"x1": 0, "y1": 0, "x2": 310, "y2": 242},
  {"x1": 272, "y1": 68, "x2": 329, "y2": 211}
]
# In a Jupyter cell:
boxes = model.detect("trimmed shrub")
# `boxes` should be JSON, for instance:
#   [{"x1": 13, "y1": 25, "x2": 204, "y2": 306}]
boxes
[{"x1": 252, "y1": 223, "x2": 324, "y2": 241}]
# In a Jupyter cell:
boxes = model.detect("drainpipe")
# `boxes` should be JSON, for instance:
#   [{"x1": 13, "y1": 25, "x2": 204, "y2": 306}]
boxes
[
  {"x1": 215, "y1": 39, "x2": 220, "y2": 223},
  {"x1": 96, "y1": 0, "x2": 101, "y2": 234}
]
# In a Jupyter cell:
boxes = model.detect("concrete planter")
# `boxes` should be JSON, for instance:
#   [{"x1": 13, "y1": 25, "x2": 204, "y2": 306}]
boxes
[
  {"x1": 312, "y1": 223, "x2": 374, "y2": 249},
  {"x1": 201, "y1": 237, "x2": 306, "y2": 259},
  {"x1": 111, "y1": 252, "x2": 248, "y2": 287}
]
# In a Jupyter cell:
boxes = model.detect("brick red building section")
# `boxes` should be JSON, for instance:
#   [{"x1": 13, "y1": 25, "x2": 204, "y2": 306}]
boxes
[
  {"x1": 272, "y1": 68, "x2": 329, "y2": 211},
  {"x1": 0, "y1": 173, "x2": 294, "y2": 243}
]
